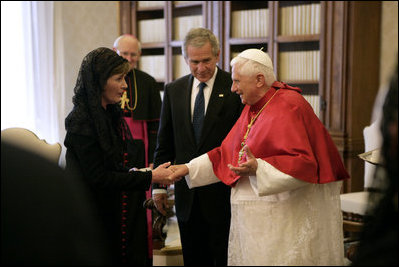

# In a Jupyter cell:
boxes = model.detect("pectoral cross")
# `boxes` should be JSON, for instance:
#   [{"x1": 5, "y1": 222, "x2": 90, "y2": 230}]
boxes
[
  {"x1": 120, "y1": 91, "x2": 133, "y2": 110},
  {"x1": 237, "y1": 90, "x2": 278, "y2": 164},
  {"x1": 238, "y1": 142, "x2": 246, "y2": 164}
]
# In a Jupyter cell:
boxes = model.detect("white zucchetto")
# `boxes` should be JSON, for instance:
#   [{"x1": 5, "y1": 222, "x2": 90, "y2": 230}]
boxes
[{"x1": 236, "y1": 48, "x2": 274, "y2": 70}]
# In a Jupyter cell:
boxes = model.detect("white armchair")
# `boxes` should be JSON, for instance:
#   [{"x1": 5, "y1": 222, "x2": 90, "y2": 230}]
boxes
[
  {"x1": 1, "y1": 127, "x2": 61, "y2": 164},
  {"x1": 341, "y1": 121, "x2": 382, "y2": 233}
]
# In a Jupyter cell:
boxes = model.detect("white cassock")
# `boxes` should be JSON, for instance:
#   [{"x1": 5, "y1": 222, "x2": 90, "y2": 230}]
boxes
[{"x1": 185, "y1": 154, "x2": 345, "y2": 266}]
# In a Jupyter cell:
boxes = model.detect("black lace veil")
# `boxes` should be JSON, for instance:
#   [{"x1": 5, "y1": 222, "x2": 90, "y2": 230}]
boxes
[{"x1": 65, "y1": 47, "x2": 130, "y2": 165}]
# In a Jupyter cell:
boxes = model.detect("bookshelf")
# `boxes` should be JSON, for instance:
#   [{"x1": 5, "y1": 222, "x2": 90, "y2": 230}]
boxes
[
  {"x1": 276, "y1": 2, "x2": 322, "y2": 118},
  {"x1": 223, "y1": 1, "x2": 271, "y2": 70},
  {"x1": 119, "y1": 1, "x2": 209, "y2": 85},
  {"x1": 119, "y1": 1, "x2": 382, "y2": 193},
  {"x1": 223, "y1": 1, "x2": 381, "y2": 193},
  {"x1": 224, "y1": 1, "x2": 322, "y2": 117},
  {"x1": 168, "y1": 1, "x2": 207, "y2": 81}
]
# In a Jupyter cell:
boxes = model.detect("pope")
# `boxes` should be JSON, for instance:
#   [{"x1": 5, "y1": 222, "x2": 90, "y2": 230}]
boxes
[{"x1": 168, "y1": 48, "x2": 349, "y2": 265}]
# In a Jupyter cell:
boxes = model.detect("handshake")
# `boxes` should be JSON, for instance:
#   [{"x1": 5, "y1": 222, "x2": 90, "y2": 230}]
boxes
[{"x1": 146, "y1": 162, "x2": 189, "y2": 186}]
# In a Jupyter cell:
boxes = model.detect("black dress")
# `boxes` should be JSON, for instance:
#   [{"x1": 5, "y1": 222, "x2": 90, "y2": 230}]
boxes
[
  {"x1": 121, "y1": 69, "x2": 162, "y2": 164},
  {"x1": 65, "y1": 120, "x2": 152, "y2": 265},
  {"x1": 64, "y1": 48, "x2": 154, "y2": 266}
]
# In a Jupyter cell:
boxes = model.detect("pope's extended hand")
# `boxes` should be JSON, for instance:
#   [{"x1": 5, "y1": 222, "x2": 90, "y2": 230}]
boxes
[
  {"x1": 168, "y1": 164, "x2": 189, "y2": 180},
  {"x1": 228, "y1": 145, "x2": 258, "y2": 177}
]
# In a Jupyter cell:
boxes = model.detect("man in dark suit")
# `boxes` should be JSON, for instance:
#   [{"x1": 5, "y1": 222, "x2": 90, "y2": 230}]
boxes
[{"x1": 153, "y1": 28, "x2": 243, "y2": 266}]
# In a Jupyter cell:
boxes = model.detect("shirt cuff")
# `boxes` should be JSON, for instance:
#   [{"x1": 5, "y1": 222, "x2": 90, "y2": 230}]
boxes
[
  {"x1": 152, "y1": 188, "x2": 167, "y2": 195},
  {"x1": 249, "y1": 158, "x2": 307, "y2": 196}
]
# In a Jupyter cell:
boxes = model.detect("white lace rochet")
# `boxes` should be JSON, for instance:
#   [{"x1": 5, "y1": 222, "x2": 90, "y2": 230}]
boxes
[{"x1": 187, "y1": 155, "x2": 345, "y2": 266}]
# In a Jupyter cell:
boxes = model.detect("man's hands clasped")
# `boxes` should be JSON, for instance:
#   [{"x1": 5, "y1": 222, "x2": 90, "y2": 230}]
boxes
[{"x1": 152, "y1": 164, "x2": 189, "y2": 215}]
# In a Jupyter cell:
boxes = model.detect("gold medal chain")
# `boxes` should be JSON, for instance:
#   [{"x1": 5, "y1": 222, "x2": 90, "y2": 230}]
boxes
[{"x1": 238, "y1": 91, "x2": 277, "y2": 163}]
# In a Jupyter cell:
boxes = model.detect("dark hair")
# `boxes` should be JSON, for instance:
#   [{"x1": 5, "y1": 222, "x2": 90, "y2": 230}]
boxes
[
  {"x1": 65, "y1": 47, "x2": 131, "y2": 166},
  {"x1": 109, "y1": 62, "x2": 130, "y2": 81}
]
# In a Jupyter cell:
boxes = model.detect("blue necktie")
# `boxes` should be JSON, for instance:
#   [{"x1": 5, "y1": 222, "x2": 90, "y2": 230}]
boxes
[{"x1": 193, "y1": 82, "x2": 206, "y2": 144}]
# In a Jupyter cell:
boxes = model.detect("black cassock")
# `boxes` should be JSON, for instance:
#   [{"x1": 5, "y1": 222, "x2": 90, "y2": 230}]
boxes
[{"x1": 121, "y1": 68, "x2": 162, "y2": 165}]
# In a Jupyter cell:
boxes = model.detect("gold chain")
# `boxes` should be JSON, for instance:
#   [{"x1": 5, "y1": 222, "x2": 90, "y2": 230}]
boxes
[
  {"x1": 238, "y1": 91, "x2": 277, "y2": 163},
  {"x1": 120, "y1": 69, "x2": 138, "y2": 111},
  {"x1": 130, "y1": 69, "x2": 138, "y2": 111}
]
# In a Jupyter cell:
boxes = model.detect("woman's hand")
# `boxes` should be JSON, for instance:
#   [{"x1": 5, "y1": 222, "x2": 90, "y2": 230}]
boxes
[{"x1": 151, "y1": 162, "x2": 181, "y2": 185}]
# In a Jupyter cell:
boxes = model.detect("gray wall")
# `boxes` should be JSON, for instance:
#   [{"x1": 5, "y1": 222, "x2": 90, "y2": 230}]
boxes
[{"x1": 55, "y1": 1, "x2": 119, "y2": 165}]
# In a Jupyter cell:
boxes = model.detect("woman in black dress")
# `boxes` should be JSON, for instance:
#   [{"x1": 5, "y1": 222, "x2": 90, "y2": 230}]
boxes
[{"x1": 64, "y1": 47, "x2": 178, "y2": 265}]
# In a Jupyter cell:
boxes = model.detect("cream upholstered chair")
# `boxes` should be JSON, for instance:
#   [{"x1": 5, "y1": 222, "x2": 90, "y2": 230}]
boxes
[
  {"x1": 340, "y1": 122, "x2": 381, "y2": 233},
  {"x1": 340, "y1": 82, "x2": 387, "y2": 233},
  {"x1": 340, "y1": 121, "x2": 383, "y2": 262},
  {"x1": 340, "y1": 85, "x2": 387, "y2": 263},
  {"x1": 1, "y1": 127, "x2": 61, "y2": 164}
]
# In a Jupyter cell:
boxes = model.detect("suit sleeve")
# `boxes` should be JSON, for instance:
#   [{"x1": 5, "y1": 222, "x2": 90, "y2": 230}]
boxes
[
  {"x1": 152, "y1": 85, "x2": 175, "y2": 190},
  {"x1": 147, "y1": 78, "x2": 162, "y2": 164}
]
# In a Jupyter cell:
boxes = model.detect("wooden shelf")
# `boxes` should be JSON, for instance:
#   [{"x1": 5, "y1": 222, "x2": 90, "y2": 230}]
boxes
[
  {"x1": 170, "y1": 40, "x2": 183, "y2": 47},
  {"x1": 229, "y1": 37, "x2": 269, "y2": 45},
  {"x1": 173, "y1": 1, "x2": 203, "y2": 9},
  {"x1": 343, "y1": 220, "x2": 364, "y2": 233},
  {"x1": 137, "y1": 6, "x2": 164, "y2": 12},
  {"x1": 276, "y1": 34, "x2": 320, "y2": 43},
  {"x1": 141, "y1": 42, "x2": 166, "y2": 49}
]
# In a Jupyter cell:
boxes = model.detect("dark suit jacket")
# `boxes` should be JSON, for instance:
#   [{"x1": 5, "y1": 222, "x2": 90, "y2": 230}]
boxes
[{"x1": 153, "y1": 67, "x2": 243, "y2": 222}]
